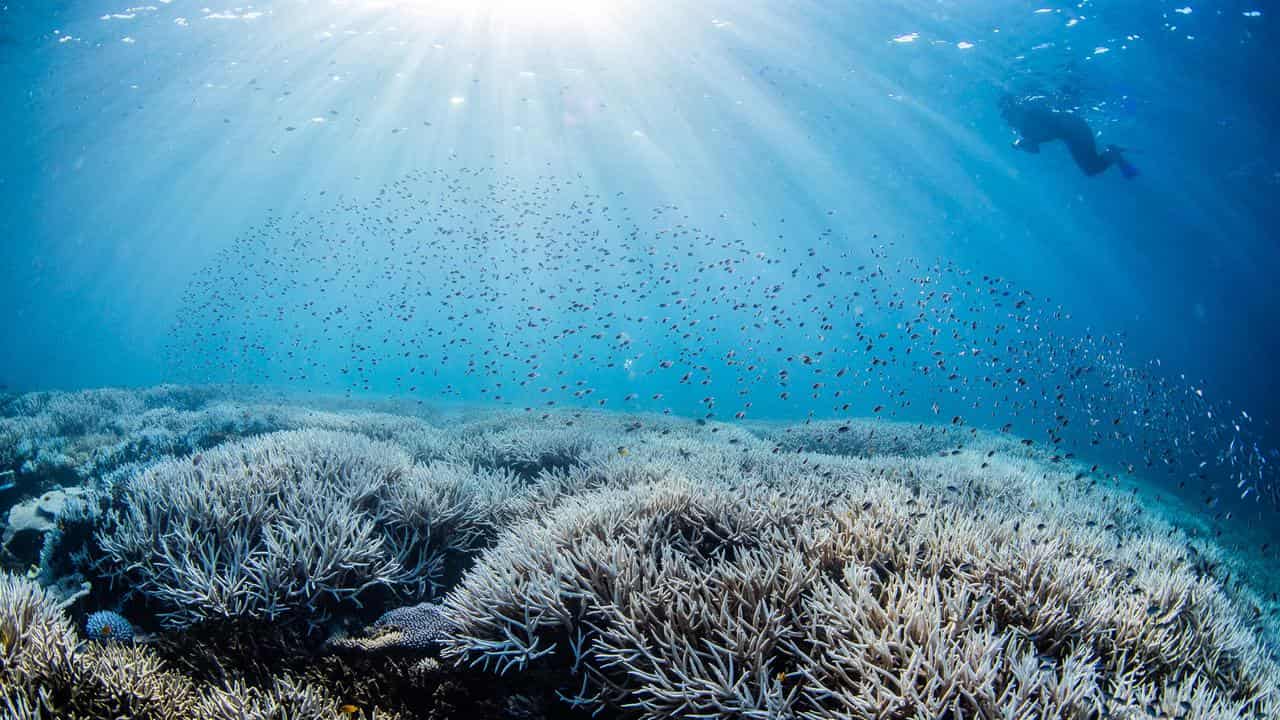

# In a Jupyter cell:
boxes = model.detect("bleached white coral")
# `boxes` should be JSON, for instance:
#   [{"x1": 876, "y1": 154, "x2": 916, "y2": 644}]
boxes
[
  {"x1": 0, "y1": 573, "x2": 195, "y2": 719},
  {"x1": 6, "y1": 389, "x2": 1279, "y2": 719},
  {"x1": 196, "y1": 675, "x2": 350, "y2": 720},
  {"x1": 0, "y1": 572, "x2": 358, "y2": 720},
  {"x1": 0, "y1": 572, "x2": 79, "y2": 688},
  {"x1": 0, "y1": 386, "x2": 450, "y2": 489},
  {"x1": 95, "y1": 429, "x2": 514, "y2": 629},
  {"x1": 442, "y1": 459, "x2": 1280, "y2": 719}
]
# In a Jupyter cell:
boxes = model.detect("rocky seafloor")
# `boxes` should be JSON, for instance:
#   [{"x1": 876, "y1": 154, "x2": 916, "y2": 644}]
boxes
[{"x1": 2, "y1": 385, "x2": 1278, "y2": 719}]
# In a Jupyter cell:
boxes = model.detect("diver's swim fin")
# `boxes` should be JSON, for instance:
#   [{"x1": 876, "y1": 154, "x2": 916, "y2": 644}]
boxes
[{"x1": 1106, "y1": 145, "x2": 1139, "y2": 179}]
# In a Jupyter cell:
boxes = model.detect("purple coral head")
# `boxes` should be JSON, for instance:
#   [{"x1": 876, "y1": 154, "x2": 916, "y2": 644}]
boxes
[{"x1": 86, "y1": 610, "x2": 135, "y2": 643}]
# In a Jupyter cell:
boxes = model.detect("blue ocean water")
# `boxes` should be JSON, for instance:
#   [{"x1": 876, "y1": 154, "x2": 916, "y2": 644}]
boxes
[{"x1": 2, "y1": 1, "x2": 1278, "y2": 526}]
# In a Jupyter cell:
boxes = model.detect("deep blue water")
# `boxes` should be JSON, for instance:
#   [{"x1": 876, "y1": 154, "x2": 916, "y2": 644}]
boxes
[{"x1": 2, "y1": 1, "x2": 1279, "y2": 521}]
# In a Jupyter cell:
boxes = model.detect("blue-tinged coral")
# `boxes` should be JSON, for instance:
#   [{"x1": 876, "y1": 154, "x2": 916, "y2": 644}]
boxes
[
  {"x1": 758, "y1": 416, "x2": 1034, "y2": 459},
  {"x1": 332, "y1": 602, "x2": 451, "y2": 657},
  {"x1": 0, "y1": 385, "x2": 447, "y2": 500},
  {"x1": 85, "y1": 610, "x2": 134, "y2": 643},
  {"x1": 373, "y1": 603, "x2": 450, "y2": 650}
]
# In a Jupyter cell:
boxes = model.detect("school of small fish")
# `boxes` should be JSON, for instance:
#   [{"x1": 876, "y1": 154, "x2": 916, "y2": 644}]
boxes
[{"x1": 167, "y1": 167, "x2": 1279, "y2": 513}]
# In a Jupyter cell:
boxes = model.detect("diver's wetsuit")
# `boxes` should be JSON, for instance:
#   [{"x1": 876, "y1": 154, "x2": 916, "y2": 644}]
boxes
[{"x1": 1002, "y1": 97, "x2": 1136, "y2": 178}]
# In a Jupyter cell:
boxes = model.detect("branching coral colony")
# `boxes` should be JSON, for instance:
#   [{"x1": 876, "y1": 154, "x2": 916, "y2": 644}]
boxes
[
  {"x1": 0, "y1": 573, "x2": 351, "y2": 720},
  {"x1": 95, "y1": 429, "x2": 515, "y2": 630},
  {"x1": 0, "y1": 387, "x2": 1278, "y2": 720},
  {"x1": 445, "y1": 475, "x2": 1280, "y2": 718}
]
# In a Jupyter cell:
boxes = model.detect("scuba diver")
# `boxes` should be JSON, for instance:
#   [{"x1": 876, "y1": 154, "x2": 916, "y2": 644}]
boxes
[{"x1": 999, "y1": 93, "x2": 1138, "y2": 179}]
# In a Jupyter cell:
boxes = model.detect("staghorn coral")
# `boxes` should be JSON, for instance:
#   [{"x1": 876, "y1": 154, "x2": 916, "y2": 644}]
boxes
[
  {"x1": 442, "y1": 466, "x2": 1280, "y2": 719},
  {"x1": 66, "y1": 642, "x2": 206, "y2": 719},
  {"x1": 1, "y1": 570, "x2": 201, "y2": 719},
  {"x1": 195, "y1": 675, "x2": 356, "y2": 720},
  {"x1": 95, "y1": 429, "x2": 408, "y2": 629},
  {"x1": 2, "y1": 687, "x2": 52, "y2": 720},
  {"x1": 6, "y1": 389, "x2": 1280, "y2": 719},
  {"x1": 94, "y1": 429, "x2": 515, "y2": 630},
  {"x1": 436, "y1": 411, "x2": 606, "y2": 477},
  {"x1": 0, "y1": 572, "x2": 360, "y2": 720},
  {"x1": 377, "y1": 461, "x2": 520, "y2": 598},
  {"x1": 0, "y1": 571, "x2": 79, "y2": 690},
  {"x1": 0, "y1": 385, "x2": 448, "y2": 498}
]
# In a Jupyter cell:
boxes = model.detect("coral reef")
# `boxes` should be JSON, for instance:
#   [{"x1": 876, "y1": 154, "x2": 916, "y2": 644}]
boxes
[
  {"x1": 759, "y1": 417, "x2": 983, "y2": 457},
  {"x1": 0, "y1": 386, "x2": 225, "y2": 483},
  {"x1": 1, "y1": 386, "x2": 1278, "y2": 720},
  {"x1": 0, "y1": 385, "x2": 445, "y2": 503}
]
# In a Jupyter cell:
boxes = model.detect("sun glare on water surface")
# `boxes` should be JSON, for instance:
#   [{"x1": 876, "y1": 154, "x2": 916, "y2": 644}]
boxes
[{"x1": 424, "y1": 0, "x2": 611, "y2": 28}]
